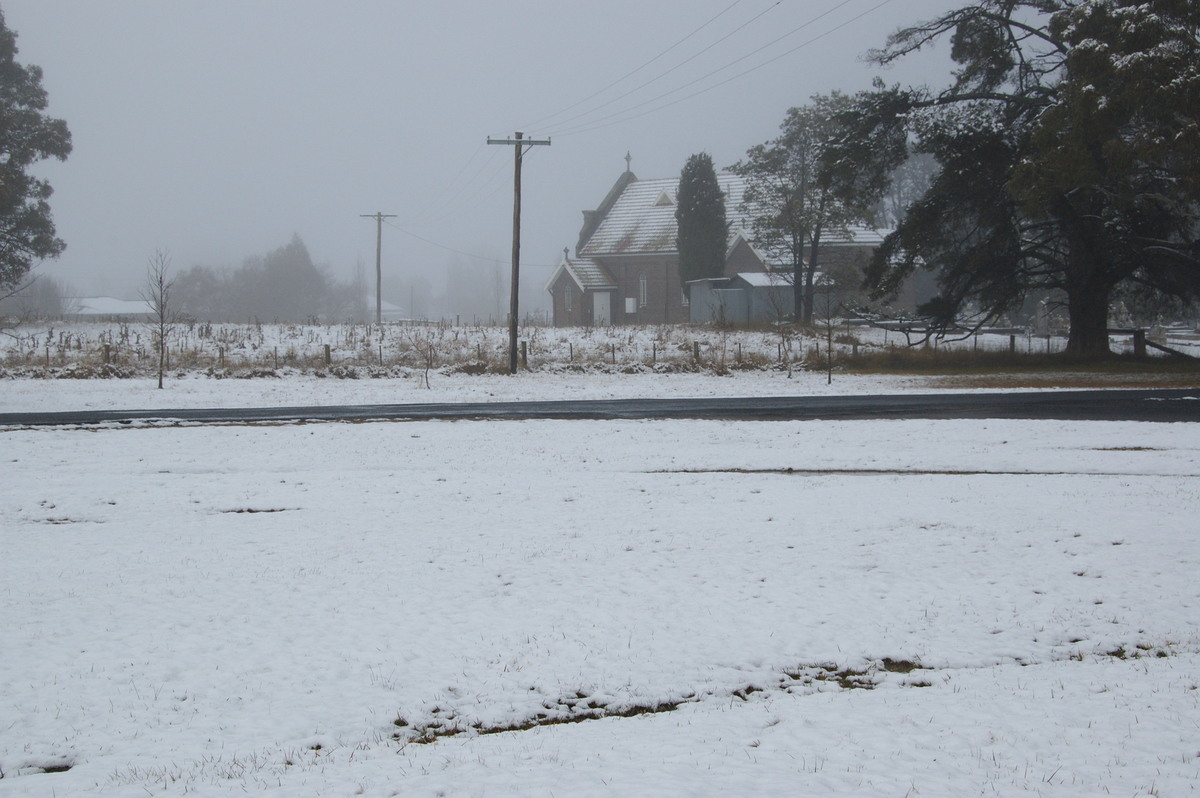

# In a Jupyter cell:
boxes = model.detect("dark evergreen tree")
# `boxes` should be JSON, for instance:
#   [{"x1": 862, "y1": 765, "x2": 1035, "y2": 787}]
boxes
[
  {"x1": 675, "y1": 153, "x2": 728, "y2": 288},
  {"x1": 0, "y1": 10, "x2": 71, "y2": 296},
  {"x1": 848, "y1": 1, "x2": 1200, "y2": 355}
]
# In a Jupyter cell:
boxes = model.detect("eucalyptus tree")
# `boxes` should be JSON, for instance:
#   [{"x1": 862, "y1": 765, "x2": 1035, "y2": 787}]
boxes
[{"x1": 732, "y1": 92, "x2": 898, "y2": 324}]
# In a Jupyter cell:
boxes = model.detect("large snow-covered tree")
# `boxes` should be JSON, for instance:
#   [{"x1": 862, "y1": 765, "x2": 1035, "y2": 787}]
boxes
[
  {"x1": 0, "y1": 9, "x2": 72, "y2": 297},
  {"x1": 851, "y1": 0, "x2": 1200, "y2": 355},
  {"x1": 1010, "y1": 1, "x2": 1200, "y2": 351}
]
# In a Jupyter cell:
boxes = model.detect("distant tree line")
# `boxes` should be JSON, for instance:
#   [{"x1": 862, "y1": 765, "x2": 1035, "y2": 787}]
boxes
[
  {"x1": 174, "y1": 235, "x2": 365, "y2": 323},
  {"x1": 0, "y1": 275, "x2": 80, "y2": 320}
]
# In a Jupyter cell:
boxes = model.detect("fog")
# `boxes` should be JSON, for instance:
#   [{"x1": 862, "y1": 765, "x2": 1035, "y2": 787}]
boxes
[{"x1": 5, "y1": 0, "x2": 960, "y2": 319}]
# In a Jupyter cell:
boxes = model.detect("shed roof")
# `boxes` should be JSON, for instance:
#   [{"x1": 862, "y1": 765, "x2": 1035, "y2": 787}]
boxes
[
  {"x1": 735, "y1": 271, "x2": 794, "y2": 288},
  {"x1": 70, "y1": 297, "x2": 153, "y2": 317}
]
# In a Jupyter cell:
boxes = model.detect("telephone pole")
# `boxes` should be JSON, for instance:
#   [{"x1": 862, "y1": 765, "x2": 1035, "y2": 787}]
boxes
[
  {"x1": 360, "y1": 212, "x2": 396, "y2": 324},
  {"x1": 487, "y1": 132, "x2": 550, "y2": 374}
]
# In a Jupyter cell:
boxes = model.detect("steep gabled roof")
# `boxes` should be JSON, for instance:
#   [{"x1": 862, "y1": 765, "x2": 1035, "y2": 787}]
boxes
[
  {"x1": 576, "y1": 170, "x2": 638, "y2": 256},
  {"x1": 577, "y1": 172, "x2": 888, "y2": 260},
  {"x1": 579, "y1": 176, "x2": 683, "y2": 257}
]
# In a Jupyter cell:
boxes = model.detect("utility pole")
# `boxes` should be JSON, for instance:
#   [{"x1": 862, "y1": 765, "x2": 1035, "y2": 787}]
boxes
[
  {"x1": 487, "y1": 132, "x2": 550, "y2": 374},
  {"x1": 360, "y1": 212, "x2": 396, "y2": 324}
]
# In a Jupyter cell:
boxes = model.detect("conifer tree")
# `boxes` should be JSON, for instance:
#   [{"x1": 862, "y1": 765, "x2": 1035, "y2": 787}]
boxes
[
  {"x1": 0, "y1": 10, "x2": 71, "y2": 297},
  {"x1": 675, "y1": 153, "x2": 728, "y2": 288},
  {"x1": 846, "y1": 0, "x2": 1200, "y2": 355}
]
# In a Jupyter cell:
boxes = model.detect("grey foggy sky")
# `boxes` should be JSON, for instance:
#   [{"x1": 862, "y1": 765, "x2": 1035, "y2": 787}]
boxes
[{"x1": 4, "y1": 0, "x2": 962, "y2": 307}]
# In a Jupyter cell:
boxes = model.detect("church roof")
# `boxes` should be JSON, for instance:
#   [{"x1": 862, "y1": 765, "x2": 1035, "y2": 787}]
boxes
[
  {"x1": 577, "y1": 172, "x2": 887, "y2": 260},
  {"x1": 543, "y1": 256, "x2": 617, "y2": 293}
]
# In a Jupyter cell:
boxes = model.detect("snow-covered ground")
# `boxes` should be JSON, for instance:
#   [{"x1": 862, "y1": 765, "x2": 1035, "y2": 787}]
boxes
[
  {"x1": 2, "y1": 367, "x2": 1199, "y2": 797},
  {"x1": 0, "y1": 369, "x2": 950, "y2": 414}
]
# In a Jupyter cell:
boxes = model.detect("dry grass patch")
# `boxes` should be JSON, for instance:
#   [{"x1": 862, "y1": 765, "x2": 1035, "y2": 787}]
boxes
[
  {"x1": 930, "y1": 373, "x2": 1200, "y2": 389},
  {"x1": 839, "y1": 347, "x2": 1200, "y2": 389}
]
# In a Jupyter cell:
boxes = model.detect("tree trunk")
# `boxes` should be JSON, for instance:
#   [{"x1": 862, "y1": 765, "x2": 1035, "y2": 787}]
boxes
[
  {"x1": 803, "y1": 228, "x2": 823, "y2": 327},
  {"x1": 802, "y1": 267, "x2": 815, "y2": 326},
  {"x1": 793, "y1": 262, "x2": 804, "y2": 322},
  {"x1": 157, "y1": 334, "x2": 165, "y2": 389},
  {"x1": 787, "y1": 230, "x2": 801, "y2": 323},
  {"x1": 1064, "y1": 279, "x2": 1112, "y2": 357},
  {"x1": 1058, "y1": 201, "x2": 1114, "y2": 358}
]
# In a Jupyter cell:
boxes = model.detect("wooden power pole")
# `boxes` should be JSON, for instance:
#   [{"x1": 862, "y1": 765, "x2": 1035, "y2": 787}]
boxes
[
  {"x1": 487, "y1": 132, "x2": 550, "y2": 374},
  {"x1": 360, "y1": 211, "x2": 396, "y2": 324}
]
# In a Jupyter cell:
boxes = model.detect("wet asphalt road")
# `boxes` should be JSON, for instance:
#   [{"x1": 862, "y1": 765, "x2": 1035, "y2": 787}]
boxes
[{"x1": 1, "y1": 389, "x2": 1197, "y2": 427}]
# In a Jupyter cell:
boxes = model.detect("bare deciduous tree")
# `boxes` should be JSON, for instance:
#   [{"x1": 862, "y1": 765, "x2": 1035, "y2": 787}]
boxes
[{"x1": 140, "y1": 250, "x2": 176, "y2": 389}]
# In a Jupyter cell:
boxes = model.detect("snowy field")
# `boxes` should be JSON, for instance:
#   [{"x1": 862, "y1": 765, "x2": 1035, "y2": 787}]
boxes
[
  {"x1": 6, "y1": 319, "x2": 1190, "y2": 384},
  {"x1": 3, "y1": 320, "x2": 1196, "y2": 419},
  {"x1": 0, "y1": 369, "x2": 946, "y2": 414},
  {"x1": 2, "y1": 367, "x2": 1199, "y2": 797}
]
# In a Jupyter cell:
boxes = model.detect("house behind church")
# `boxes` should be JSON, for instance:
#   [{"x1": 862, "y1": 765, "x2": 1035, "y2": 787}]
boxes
[{"x1": 544, "y1": 165, "x2": 886, "y2": 327}]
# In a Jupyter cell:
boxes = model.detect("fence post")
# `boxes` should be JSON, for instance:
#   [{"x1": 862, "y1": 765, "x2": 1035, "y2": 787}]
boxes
[
  {"x1": 103, "y1": 343, "x2": 111, "y2": 365},
  {"x1": 324, "y1": 344, "x2": 331, "y2": 365},
  {"x1": 693, "y1": 341, "x2": 700, "y2": 362},
  {"x1": 1133, "y1": 329, "x2": 1146, "y2": 357},
  {"x1": 273, "y1": 346, "x2": 279, "y2": 369},
  {"x1": 1009, "y1": 335, "x2": 1016, "y2": 353},
  {"x1": 611, "y1": 343, "x2": 616, "y2": 364},
  {"x1": 520, "y1": 340, "x2": 528, "y2": 368}
]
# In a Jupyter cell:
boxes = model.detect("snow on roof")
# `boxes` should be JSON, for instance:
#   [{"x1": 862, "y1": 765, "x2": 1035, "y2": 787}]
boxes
[
  {"x1": 71, "y1": 297, "x2": 153, "y2": 316},
  {"x1": 736, "y1": 271, "x2": 794, "y2": 288},
  {"x1": 544, "y1": 257, "x2": 617, "y2": 293},
  {"x1": 579, "y1": 177, "x2": 681, "y2": 257},
  {"x1": 579, "y1": 173, "x2": 887, "y2": 259}
]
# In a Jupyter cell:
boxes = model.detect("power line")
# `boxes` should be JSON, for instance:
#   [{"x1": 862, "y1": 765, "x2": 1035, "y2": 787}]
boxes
[
  {"x1": 517, "y1": 0, "x2": 750, "y2": 132},
  {"x1": 547, "y1": 0, "x2": 860, "y2": 136},
  {"x1": 547, "y1": 0, "x2": 880, "y2": 138},
  {"x1": 381, "y1": 217, "x2": 556, "y2": 270},
  {"x1": 539, "y1": 1, "x2": 781, "y2": 136},
  {"x1": 410, "y1": 141, "x2": 488, "y2": 223},
  {"x1": 409, "y1": 145, "x2": 507, "y2": 228}
]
